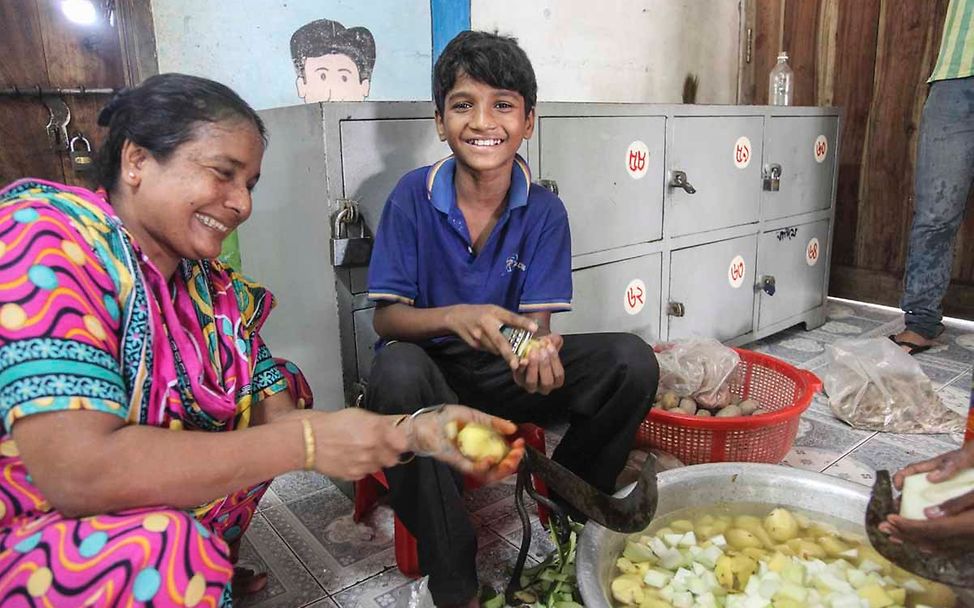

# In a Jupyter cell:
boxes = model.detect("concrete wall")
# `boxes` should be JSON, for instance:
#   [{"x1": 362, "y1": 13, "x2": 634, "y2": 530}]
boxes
[
  {"x1": 150, "y1": 0, "x2": 433, "y2": 110},
  {"x1": 471, "y1": 0, "x2": 743, "y2": 104}
]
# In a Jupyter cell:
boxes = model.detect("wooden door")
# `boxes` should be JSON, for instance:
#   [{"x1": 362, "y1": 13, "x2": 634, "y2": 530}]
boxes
[{"x1": 0, "y1": 0, "x2": 156, "y2": 188}]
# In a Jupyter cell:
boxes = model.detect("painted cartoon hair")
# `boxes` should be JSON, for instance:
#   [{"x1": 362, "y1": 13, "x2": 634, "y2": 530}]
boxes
[
  {"x1": 433, "y1": 30, "x2": 537, "y2": 116},
  {"x1": 290, "y1": 19, "x2": 377, "y2": 82},
  {"x1": 95, "y1": 73, "x2": 266, "y2": 192}
]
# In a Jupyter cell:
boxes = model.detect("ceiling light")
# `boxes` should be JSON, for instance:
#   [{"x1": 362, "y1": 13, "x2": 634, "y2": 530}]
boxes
[{"x1": 61, "y1": 0, "x2": 98, "y2": 25}]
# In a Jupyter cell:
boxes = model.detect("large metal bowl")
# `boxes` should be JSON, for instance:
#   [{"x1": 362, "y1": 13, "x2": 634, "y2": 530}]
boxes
[{"x1": 577, "y1": 463, "x2": 973, "y2": 607}]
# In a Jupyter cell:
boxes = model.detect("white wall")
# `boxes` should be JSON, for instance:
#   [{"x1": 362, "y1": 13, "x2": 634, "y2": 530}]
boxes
[
  {"x1": 150, "y1": 0, "x2": 432, "y2": 110},
  {"x1": 472, "y1": 0, "x2": 743, "y2": 104}
]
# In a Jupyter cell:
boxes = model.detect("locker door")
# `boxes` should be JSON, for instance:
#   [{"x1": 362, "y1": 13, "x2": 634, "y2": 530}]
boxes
[
  {"x1": 668, "y1": 117, "x2": 763, "y2": 236},
  {"x1": 668, "y1": 234, "x2": 758, "y2": 341},
  {"x1": 554, "y1": 253, "x2": 662, "y2": 342},
  {"x1": 341, "y1": 118, "x2": 451, "y2": 293},
  {"x1": 757, "y1": 220, "x2": 830, "y2": 329},
  {"x1": 539, "y1": 116, "x2": 665, "y2": 255},
  {"x1": 761, "y1": 116, "x2": 838, "y2": 219}
]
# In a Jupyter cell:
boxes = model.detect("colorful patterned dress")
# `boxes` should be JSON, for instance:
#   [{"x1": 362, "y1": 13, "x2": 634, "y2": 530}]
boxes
[{"x1": 0, "y1": 179, "x2": 311, "y2": 607}]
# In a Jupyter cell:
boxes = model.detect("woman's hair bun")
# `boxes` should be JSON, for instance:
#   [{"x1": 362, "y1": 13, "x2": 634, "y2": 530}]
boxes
[{"x1": 97, "y1": 89, "x2": 129, "y2": 126}]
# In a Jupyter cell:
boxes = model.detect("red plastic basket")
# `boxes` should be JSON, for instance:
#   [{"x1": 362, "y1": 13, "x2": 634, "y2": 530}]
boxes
[{"x1": 636, "y1": 348, "x2": 822, "y2": 465}]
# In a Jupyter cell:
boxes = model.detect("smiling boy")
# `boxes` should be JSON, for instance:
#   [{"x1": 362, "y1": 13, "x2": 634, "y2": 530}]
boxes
[{"x1": 364, "y1": 31, "x2": 658, "y2": 607}]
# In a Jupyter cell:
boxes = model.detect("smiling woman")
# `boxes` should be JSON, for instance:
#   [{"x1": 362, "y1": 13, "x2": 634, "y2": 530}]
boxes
[{"x1": 0, "y1": 73, "x2": 523, "y2": 607}]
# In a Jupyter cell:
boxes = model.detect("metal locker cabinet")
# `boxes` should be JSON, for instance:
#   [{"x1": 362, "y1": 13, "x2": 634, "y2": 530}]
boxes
[
  {"x1": 553, "y1": 253, "x2": 662, "y2": 341},
  {"x1": 667, "y1": 234, "x2": 758, "y2": 341},
  {"x1": 667, "y1": 116, "x2": 763, "y2": 236},
  {"x1": 538, "y1": 116, "x2": 665, "y2": 256},
  {"x1": 341, "y1": 118, "x2": 452, "y2": 294},
  {"x1": 757, "y1": 219, "x2": 830, "y2": 330},
  {"x1": 353, "y1": 307, "x2": 379, "y2": 381},
  {"x1": 761, "y1": 116, "x2": 838, "y2": 220}
]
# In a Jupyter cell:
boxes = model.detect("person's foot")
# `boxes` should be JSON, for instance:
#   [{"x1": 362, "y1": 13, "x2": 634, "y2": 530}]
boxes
[
  {"x1": 889, "y1": 330, "x2": 936, "y2": 355},
  {"x1": 232, "y1": 567, "x2": 268, "y2": 599}
]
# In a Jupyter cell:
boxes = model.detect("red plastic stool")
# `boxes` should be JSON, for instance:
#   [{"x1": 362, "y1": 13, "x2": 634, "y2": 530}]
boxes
[{"x1": 352, "y1": 423, "x2": 550, "y2": 578}]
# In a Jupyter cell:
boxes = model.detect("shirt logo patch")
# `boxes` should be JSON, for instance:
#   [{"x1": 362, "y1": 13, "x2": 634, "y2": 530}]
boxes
[{"x1": 505, "y1": 254, "x2": 527, "y2": 273}]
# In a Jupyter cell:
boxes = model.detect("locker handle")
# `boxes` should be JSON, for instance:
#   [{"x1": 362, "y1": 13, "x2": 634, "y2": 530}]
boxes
[
  {"x1": 668, "y1": 170, "x2": 696, "y2": 194},
  {"x1": 758, "y1": 275, "x2": 776, "y2": 296},
  {"x1": 666, "y1": 302, "x2": 686, "y2": 317}
]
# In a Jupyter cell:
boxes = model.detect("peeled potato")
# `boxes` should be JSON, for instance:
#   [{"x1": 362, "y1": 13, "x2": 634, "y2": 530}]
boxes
[
  {"x1": 454, "y1": 423, "x2": 509, "y2": 462},
  {"x1": 725, "y1": 528, "x2": 763, "y2": 550},
  {"x1": 610, "y1": 573, "x2": 645, "y2": 605},
  {"x1": 764, "y1": 507, "x2": 800, "y2": 542}
]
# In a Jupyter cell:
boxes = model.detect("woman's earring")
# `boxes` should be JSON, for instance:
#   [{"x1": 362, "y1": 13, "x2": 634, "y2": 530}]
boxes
[{"x1": 128, "y1": 172, "x2": 136, "y2": 178}]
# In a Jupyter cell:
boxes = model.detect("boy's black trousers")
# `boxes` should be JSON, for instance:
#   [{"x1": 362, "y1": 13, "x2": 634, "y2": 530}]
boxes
[{"x1": 364, "y1": 333, "x2": 659, "y2": 605}]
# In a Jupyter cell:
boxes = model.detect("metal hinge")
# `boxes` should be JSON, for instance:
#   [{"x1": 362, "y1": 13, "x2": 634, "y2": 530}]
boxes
[{"x1": 746, "y1": 28, "x2": 753, "y2": 64}]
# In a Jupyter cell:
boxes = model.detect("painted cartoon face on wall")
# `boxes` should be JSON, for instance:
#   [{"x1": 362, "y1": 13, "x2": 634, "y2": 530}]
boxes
[
  {"x1": 296, "y1": 53, "x2": 371, "y2": 102},
  {"x1": 290, "y1": 18, "x2": 376, "y2": 104}
]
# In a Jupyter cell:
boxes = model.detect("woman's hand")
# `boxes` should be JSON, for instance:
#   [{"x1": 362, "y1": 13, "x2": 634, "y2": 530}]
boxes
[
  {"x1": 306, "y1": 409, "x2": 410, "y2": 481},
  {"x1": 405, "y1": 404, "x2": 525, "y2": 483},
  {"x1": 444, "y1": 304, "x2": 538, "y2": 369},
  {"x1": 892, "y1": 442, "x2": 974, "y2": 491},
  {"x1": 879, "y1": 442, "x2": 974, "y2": 552}
]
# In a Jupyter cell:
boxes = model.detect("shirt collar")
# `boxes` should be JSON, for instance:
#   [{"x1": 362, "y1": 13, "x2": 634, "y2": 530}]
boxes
[{"x1": 426, "y1": 153, "x2": 532, "y2": 214}]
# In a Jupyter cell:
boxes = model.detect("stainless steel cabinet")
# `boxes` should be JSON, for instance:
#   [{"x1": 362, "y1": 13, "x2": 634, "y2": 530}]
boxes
[
  {"x1": 554, "y1": 254, "x2": 662, "y2": 341},
  {"x1": 667, "y1": 117, "x2": 763, "y2": 236},
  {"x1": 539, "y1": 116, "x2": 665, "y2": 255},
  {"x1": 762, "y1": 116, "x2": 838, "y2": 220},
  {"x1": 667, "y1": 235, "x2": 759, "y2": 342},
  {"x1": 757, "y1": 220, "x2": 831, "y2": 330},
  {"x1": 249, "y1": 102, "x2": 839, "y2": 408}
]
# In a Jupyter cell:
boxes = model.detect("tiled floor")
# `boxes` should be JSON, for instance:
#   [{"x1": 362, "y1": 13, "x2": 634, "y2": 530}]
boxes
[{"x1": 238, "y1": 299, "x2": 973, "y2": 608}]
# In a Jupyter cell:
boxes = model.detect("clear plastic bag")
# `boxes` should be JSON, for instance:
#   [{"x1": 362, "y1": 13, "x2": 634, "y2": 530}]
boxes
[
  {"x1": 823, "y1": 338, "x2": 964, "y2": 433},
  {"x1": 654, "y1": 338, "x2": 740, "y2": 407},
  {"x1": 405, "y1": 576, "x2": 435, "y2": 608}
]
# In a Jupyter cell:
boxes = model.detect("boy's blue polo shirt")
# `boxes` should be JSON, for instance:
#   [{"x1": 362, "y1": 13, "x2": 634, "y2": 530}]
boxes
[{"x1": 367, "y1": 154, "x2": 573, "y2": 319}]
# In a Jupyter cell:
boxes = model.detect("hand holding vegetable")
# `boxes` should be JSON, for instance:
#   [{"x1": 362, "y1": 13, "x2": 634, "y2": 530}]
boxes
[
  {"x1": 406, "y1": 405, "x2": 524, "y2": 482},
  {"x1": 513, "y1": 333, "x2": 565, "y2": 395},
  {"x1": 879, "y1": 442, "x2": 974, "y2": 553}
]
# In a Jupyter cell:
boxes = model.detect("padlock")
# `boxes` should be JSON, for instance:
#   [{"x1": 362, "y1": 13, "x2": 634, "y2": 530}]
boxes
[
  {"x1": 330, "y1": 210, "x2": 373, "y2": 267},
  {"x1": 536, "y1": 179, "x2": 559, "y2": 196},
  {"x1": 762, "y1": 163, "x2": 782, "y2": 192},
  {"x1": 70, "y1": 134, "x2": 95, "y2": 173}
]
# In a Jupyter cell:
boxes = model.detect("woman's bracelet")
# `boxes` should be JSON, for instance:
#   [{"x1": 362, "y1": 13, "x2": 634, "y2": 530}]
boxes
[
  {"x1": 301, "y1": 418, "x2": 316, "y2": 471},
  {"x1": 392, "y1": 404, "x2": 446, "y2": 464}
]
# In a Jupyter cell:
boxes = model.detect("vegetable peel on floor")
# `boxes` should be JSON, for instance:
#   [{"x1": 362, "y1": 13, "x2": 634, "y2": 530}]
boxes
[{"x1": 487, "y1": 519, "x2": 585, "y2": 607}]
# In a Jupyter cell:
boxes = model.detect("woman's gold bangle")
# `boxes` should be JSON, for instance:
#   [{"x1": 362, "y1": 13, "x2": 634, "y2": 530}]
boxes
[{"x1": 301, "y1": 418, "x2": 316, "y2": 471}]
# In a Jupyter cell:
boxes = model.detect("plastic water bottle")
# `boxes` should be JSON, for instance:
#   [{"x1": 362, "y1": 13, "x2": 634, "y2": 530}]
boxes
[{"x1": 769, "y1": 52, "x2": 794, "y2": 106}]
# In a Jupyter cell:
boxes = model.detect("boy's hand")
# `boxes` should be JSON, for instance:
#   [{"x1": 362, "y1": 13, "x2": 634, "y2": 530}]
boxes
[
  {"x1": 444, "y1": 304, "x2": 538, "y2": 369},
  {"x1": 513, "y1": 333, "x2": 565, "y2": 395},
  {"x1": 879, "y1": 442, "x2": 974, "y2": 553}
]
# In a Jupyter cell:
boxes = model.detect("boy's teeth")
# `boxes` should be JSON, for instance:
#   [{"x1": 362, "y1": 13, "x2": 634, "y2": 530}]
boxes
[
  {"x1": 470, "y1": 139, "x2": 502, "y2": 146},
  {"x1": 196, "y1": 213, "x2": 228, "y2": 232}
]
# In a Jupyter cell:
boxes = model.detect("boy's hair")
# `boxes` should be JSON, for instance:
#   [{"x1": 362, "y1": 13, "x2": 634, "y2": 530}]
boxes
[
  {"x1": 290, "y1": 19, "x2": 376, "y2": 82},
  {"x1": 433, "y1": 30, "x2": 537, "y2": 116}
]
